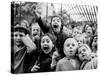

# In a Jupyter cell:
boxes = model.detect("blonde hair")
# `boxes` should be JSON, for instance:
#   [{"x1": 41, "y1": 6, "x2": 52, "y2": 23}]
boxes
[{"x1": 78, "y1": 44, "x2": 91, "y2": 53}]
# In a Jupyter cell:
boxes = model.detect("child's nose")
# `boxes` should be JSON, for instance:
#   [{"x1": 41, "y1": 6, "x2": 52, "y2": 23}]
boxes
[
  {"x1": 17, "y1": 35, "x2": 21, "y2": 39},
  {"x1": 69, "y1": 46, "x2": 72, "y2": 49},
  {"x1": 34, "y1": 30, "x2": 37, "y2": 33},
  {"x1": 44, "y1": 41, "x2": 48, "y2": 44}
]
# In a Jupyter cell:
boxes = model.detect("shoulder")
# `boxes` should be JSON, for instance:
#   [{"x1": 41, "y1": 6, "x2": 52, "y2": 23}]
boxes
[
  {"x1": 84, "y1": 57, "x2": 97, "y2": 69},
  {"x1": 57, "y1": 57, "x2": 68, "y2": 65}
]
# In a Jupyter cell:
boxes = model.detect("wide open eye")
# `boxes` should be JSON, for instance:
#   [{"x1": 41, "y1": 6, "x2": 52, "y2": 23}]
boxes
[
  {"x1": 72, "y1": 43, "x2": 75, "y2": 46},
  {"x1": 88, "y1": 32, "x2": 91, "y2": 34},
  {"x1": 19, "y1": 34, "x2": 24, "y2": 37},
  {"x1": 67, "y1": 43, "x2": 70, "y2": 47},
  {"x1": 37, "y1": 29, "x2": 39, "y2": 32},
  {"x1": 41, "y1": 40, "x2": 45, "y2": 43},
  {"x1": 78, "y1": 51, "x2": 82, "y2": 54},
  {"x1": 77, "y1": 40, "x2": 79, "y2": 42},
  {"x1": 32, "y1": 29, "x2": 35, "y2": 32},
  {"x1": 46, "y1": 39, "x2": 50, "y2": 43},
  {"x1": 14, "y1": 34, "x2": 18, "y2": 37},
  {"x1": 77, "y1": 32, "x2": 79, "y2": 34},
  {"x1": 57, "y1": 19, "x2": 60, "y2": 22},
  {"x1": 82, "y1": 49, "x2": 86, "y2": 52}
]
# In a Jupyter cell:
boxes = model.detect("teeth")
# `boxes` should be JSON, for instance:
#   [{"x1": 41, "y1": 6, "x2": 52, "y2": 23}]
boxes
[{"x1": 33, "y1": 34, "x2": 37, "y2": 36}]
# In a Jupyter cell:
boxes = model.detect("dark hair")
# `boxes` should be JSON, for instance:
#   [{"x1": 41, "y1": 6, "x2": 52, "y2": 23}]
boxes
[
  {"x1": 14, "y1": 28, "x2": 28, "y2": 35},
  {"x1": 50, "y1": 15, "x2": 64, "y2": 33},
  {"x1": 41, "y1": 33, "x2": 56, "y2": 45},
  {"x1": 89, "y1": 35, "x2": 97, "y2": 51},
  {"x1": 40, "y1": 33, "x2": 56, "y2": 54},
  {"x1": 82, "y1": 24, "x2": 93, "y2": 33}
]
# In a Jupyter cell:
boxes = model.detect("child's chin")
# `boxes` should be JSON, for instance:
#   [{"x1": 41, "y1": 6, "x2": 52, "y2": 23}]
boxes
[
  {"x1": 43, "y1": 50, "x2": 50, "y2": 54},
  {"x1": 44, "y1": 51, "x2": 50, "y2": 54}
]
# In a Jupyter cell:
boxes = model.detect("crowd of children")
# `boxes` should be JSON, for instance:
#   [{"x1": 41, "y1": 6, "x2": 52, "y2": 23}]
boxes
[{"x1": 11, "y1": 3, "x2": 97, "y2": 74}]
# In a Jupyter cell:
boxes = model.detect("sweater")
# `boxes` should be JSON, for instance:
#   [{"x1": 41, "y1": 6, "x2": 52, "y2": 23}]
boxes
[{"x1": 56, "y1": 57, "x2": 80, "y2": 71}]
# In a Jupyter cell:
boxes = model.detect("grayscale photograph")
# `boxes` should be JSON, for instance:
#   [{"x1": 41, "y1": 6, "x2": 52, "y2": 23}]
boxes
[{"x1": 11, "y1": 1, "x2": 98, "y2": 74}]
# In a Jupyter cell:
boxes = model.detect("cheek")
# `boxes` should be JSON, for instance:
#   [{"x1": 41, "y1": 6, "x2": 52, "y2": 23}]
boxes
[
  {"x1": 59, "y1": 22, "x2": 62, "y2": 27},
  {"x1": 49, "y1": 43, "x2": 54, "y2": 49},
  {"x1": 64, "y1": 46, "x2": 69, "y2": 51},
  {"x1": 73, "y1": 46, "x2": 77, "y2": 50},
  {"x1": 85, "y1": 51, "x2": 90, "y2": 55},
  {"x1": 38, "y1": 31, "x2": 40, "y2": 34},
  {"x1": 31, "y1": 30, "x2": 34, "y2": 33},
  {"x1": 79, "y1": 54, "x2": 82, "y2": 58},
  {"x1": 79, "y1": 54, "x2": 83, "y2": 59},
  {"x1": 51, "y1": 21, "x2": 54, "y2": 25},
  {"x1": 64, "y1": 49, "x2": 68, "y2": 55},
  {"x1": 14, "y1": 36, "x2": 18, "y2": 41},
  {"x1": 41, "y1": 43, "x2": 44, "y2": 48}
]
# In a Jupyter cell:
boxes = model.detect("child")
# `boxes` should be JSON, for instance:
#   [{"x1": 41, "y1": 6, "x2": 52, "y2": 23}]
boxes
[
  {"x1": 50, "y1": 50, "x2": 60, "y2": 71},
  {"x1": 77, "y1": 44, "x2": 97, "y2": 70},
  {"x1": 25, "y1": 22, "x2": 43, "y2": 73},
  {"x1": 31, "y1": 33, "x2": 56, "y2": 72},
  {"x1": 36, "y1": 14, "x2": 68, "y2": 58},
  {"x1": 11, "y1": 24, "x2": 36, "y2": 73},
  {"x1": 82, "y1": 24, "x2": 93, "y2": 45},
  {"x1": 63, "y1": 26, "x2": 72, "y2": 37},
  {"x1": 75, "y1": 34, "x2": 85, "y2": 47},
  {"x1": 90, "y1": 35, "x2": 97, "y2": 53},
  {"x1": 29, "y1": 22, "x2": 41, "y2": 42},
  {"x1": 56, "y1": 38, "x2": 80, "y2": 71},
  {"x1": 72, "y1": 27, "x2": 82, "y2": 38}
]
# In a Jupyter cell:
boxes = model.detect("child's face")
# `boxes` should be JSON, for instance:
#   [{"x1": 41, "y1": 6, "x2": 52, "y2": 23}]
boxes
[
  {"x1": 72, "y1": 28, "x2": 82, "y2": 37},
  {"x1": 64, "y1": 38, "x2": 78, "y2": 57},
  {"x1": 86, "y1": 26, "x2": 92, "y2": 37},
  {"x1": 41, "y1": 36, "x2": 54, "y2": 54},
  {"x1": 14, "y1": 31, "x2": 25, "y2": 46},
  {"x1": 78, "y1": 46, "x2": 91, "y2": 61},
  {"x1": 51, "y1": 17, "x2": 62, "y2": 33},
  {"x1": 31, "y1": 23, "x2": 40, "y2": 37},
  {"x1": 63, "y1": 26, "x2": 72, "y2": 36},
  {"x1": 76, "y1": 37, "x2": 84, "y2": 47}
]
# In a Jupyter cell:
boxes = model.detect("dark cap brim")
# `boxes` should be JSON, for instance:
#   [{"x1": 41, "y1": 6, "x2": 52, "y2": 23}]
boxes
[{"x1": 14, "y1": 26, "x2": 29, "y2": 34}]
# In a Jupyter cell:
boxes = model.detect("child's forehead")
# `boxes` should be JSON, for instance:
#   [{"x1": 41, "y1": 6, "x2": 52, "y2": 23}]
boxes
[
  {"x1": 78, "y1": 46, "x2": 89, "y2": 51},
  {"x1": 31, "y1": 25, "x2": 40, "y2": 28},
  {"x1": 77, "y1": 36, "x2": 84, "y2": 40},
  {"x1": 52, "y1": 17, "x2": 61, "y2": 20},
  {"x1": 73, "y1": 28, "x2": 79, "y2": 31},
  {"x1": 14, "y1": 31, "x2": 25, "y2": 34},
  {"x1": 42, "y1": 35, "x2": 51, "y2": 40},
  {"x1": 65, "y1": 38, "x2": 77, "y2": 44},
  {"x1": 87, "y1": 26, "x2": 92, "y2": 30}
]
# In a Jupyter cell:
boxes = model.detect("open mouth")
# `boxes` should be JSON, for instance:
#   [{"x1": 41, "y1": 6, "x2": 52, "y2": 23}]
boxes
[
  {"x1": 53, "y1": 25, "x2": 58, "y2": 28},
  {"x1": 16, "y1": 40, "x2": 22, "y2": 44},
  {"x1": 69, "y1": 50, "x2": 73, "y2": 54},
  {"x1": 43, "y1": 45, "x2": 49, "y2": 51},
  {"x1": 81, "y1": 54, "x2": 85, "y2": 57},
  {"x1": 33, "y1": 33, "x2": 38, "y2": 36}
]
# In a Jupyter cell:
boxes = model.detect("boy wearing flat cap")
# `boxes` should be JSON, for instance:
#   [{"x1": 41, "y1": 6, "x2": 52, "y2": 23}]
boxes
[{"x1": 11, "y1": 24, "x2": 36, "y2": 73}]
